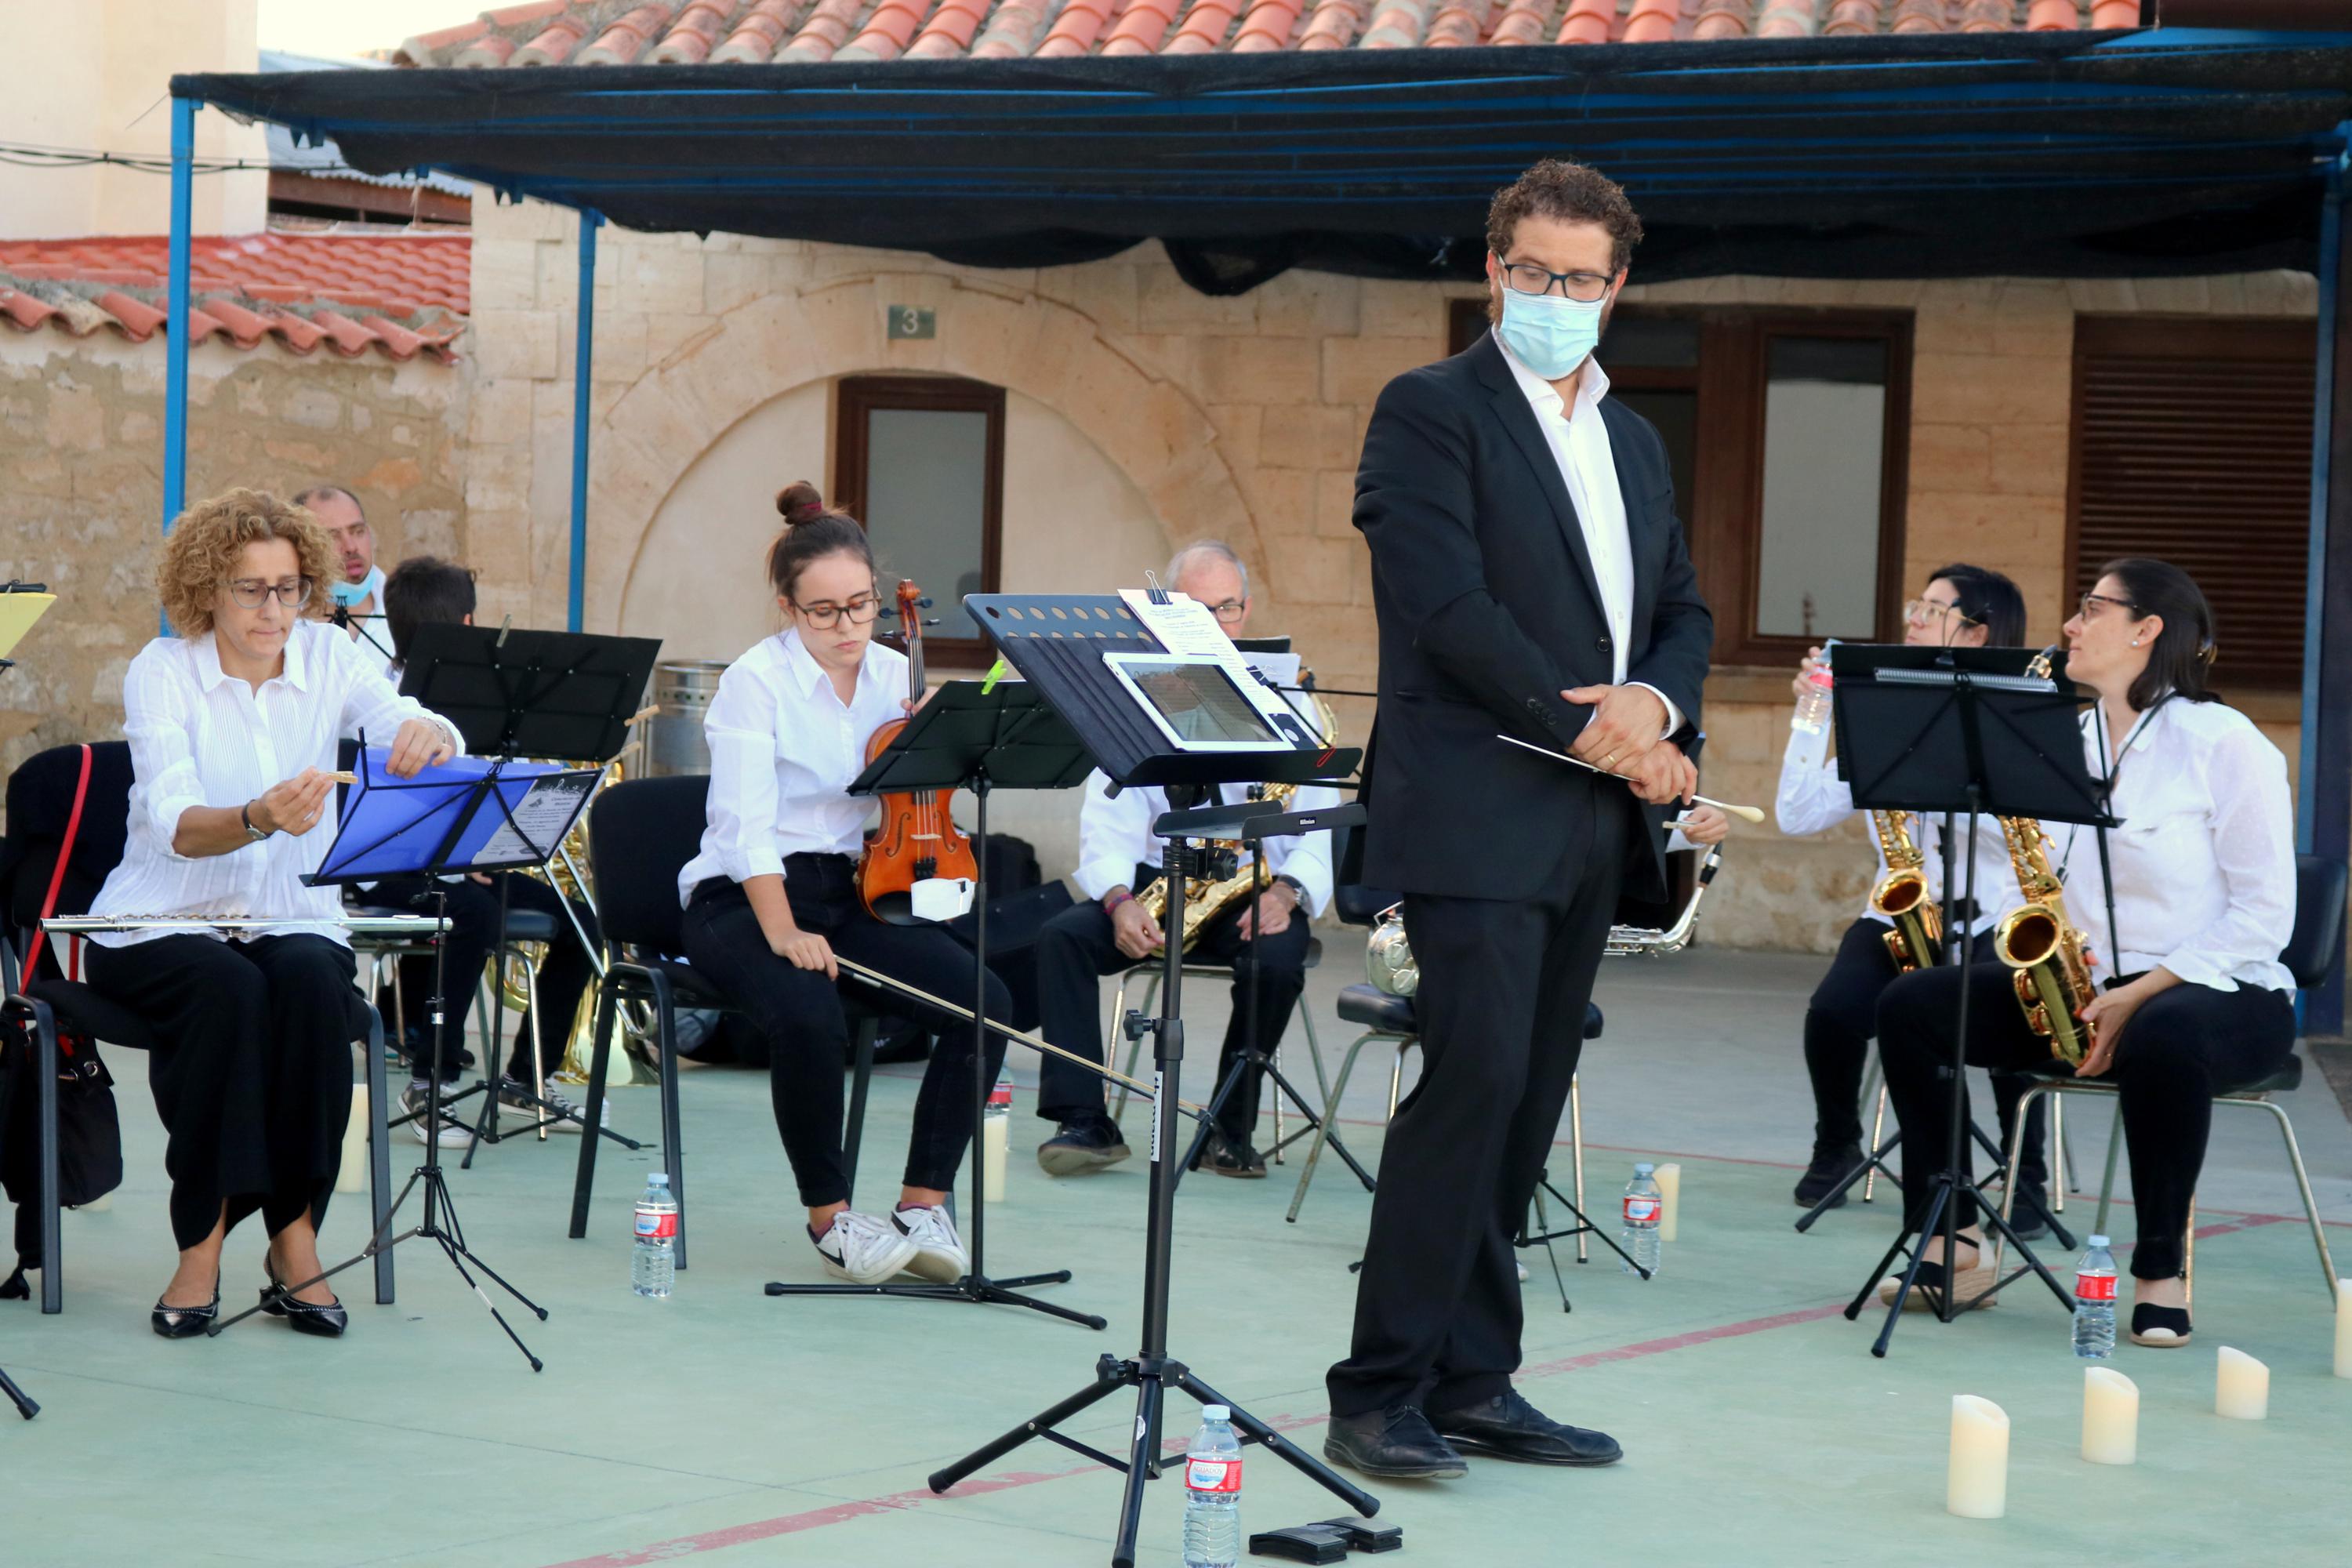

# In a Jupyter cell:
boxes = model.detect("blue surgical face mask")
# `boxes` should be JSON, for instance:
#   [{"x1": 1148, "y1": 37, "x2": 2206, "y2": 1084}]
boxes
[{"x1": 1495, "y1": 286, "x2": 1606, "y2": 381}]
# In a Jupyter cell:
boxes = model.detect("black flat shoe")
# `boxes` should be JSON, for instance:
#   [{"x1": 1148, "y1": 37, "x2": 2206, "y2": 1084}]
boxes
[
  {"x1": 1323, "y1": 1404, "x2": 1468, "y2": 1480},
  {"x1": 1792, "y1": 1143, "x2": 1863, "y2": 1209},
  {"x1": 152, "y1": 1276, "x2": 221, "y2": 1339},
  {"x1": 263, "y1": 1267, "x2": 348, "y2": 1338},
  {"x1": 2129, "y1": 1302, "x2": 2192, "y2": 1348},
  {"x1": 1207, "y1": 1137, "x2": 1266, "y2": 1179},
  {"x1": 1036, "y1": 1112, "x2": 1132, "y2": 1177},
  {"x1": 1429, "y1": 1391, "x2": 1623, "y2": 1467},
  {"x1": 2002, "y1": 1178, "x2": 2050, "y2": 1242}
]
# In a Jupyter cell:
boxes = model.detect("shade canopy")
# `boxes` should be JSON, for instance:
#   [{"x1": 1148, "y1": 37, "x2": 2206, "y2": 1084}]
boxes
[{"x1": 182, "y1": 27, "x2": 2352, "y2": 293}]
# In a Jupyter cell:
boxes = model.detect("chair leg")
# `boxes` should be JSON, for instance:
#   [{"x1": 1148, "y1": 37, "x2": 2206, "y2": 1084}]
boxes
[
  {"x1": 2184, "y1": 1196, "x2": 2196, "y2": 1310},
  {"x1": 364, "y1": 1002, "x2": 395, "y2": 1307},
  {"x1": 29, "y1": 999, "x2": 62, "y2": 1314},
  {"x1": 2093, "y1": 1099, "x2": 2125, "y2": 1237},
  {"x1": 1989, "y1": 1082, "x2": 2060, "y2": 1280},
  {"x1": 2242, "y1": 1098, "x2": 2341, "y2": 1302},
  {"x1": 1862, "y1": 1081, "x2": 1889, "y2": 1203},
  {"x1": 1387, "y1": 1039, "x2": 1418, "y2": 1121},
  {"x1": 569, "y1": 975, "x2": 621, "y2": 1240},
  {"x1": 1106, "y1": 971, "x2": 1135, "y2": 1124},
  {"x1": 649, "y1": 973, "x2": 688, "y2": 1271},
  {"x1": 843, "y1": 1018, "x2": 878, "y2": 1208},
  {"x1": 1287, "y1": 1029, "x2": 1384, "y2": 1224},
  {"x1": 1571, "y1": 1073, "x2": 1588, "y2": 1265},
  {"x1": 2049, "y1": 1093, "x2": 2067, "y2": 1212},
  {"x1": 519, "y1": 949, "x2": 546, "y2": 1142}
]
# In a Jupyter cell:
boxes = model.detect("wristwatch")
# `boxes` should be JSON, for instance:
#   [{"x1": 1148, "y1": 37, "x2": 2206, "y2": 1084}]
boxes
[
  {"x1": 241, "y1": 802, "x2": 270, "y2": 844},
  {"x1": 1273, "y1": 873, "x2": 1307, "y2": 903}
]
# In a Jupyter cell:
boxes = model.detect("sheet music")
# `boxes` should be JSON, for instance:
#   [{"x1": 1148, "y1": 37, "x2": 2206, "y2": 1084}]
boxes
[{"x1": 474, "y1": 772, "x2": 597, "y2": 865}]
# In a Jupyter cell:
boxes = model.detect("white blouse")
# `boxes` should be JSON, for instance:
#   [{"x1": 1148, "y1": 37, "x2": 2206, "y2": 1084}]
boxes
[
  {"x1": 1071, "y1": 773, "x2": 1340, "y2": 920},
  {"x1": 1774, "y1": 727, "x2": 2022, "y2": 933},
  {"x1": 87, "y1": 620, "x2": 463, "y2": 949},
  {"x1": 677, "y1": 630, "x2": 910, "y2": 906},
  {"x1": 2053, "y1": 698, "x2": 2295, "y2": 995}
]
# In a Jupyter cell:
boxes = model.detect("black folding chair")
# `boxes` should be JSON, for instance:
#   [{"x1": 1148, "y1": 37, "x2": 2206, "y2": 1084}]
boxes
[{"x1": 567, "y1": 775, "x2": 883, "y2": 1270}]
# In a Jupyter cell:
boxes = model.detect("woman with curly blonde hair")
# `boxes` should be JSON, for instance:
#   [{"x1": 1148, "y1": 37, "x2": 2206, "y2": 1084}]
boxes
[{"x1": 83, "y1": 488, "x2": 463, "y2": 1340}]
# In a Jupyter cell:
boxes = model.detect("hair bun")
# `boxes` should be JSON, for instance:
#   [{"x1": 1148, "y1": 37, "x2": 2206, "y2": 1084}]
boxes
[{"x1": 776, "y1": 481, "x2": 826, "y2": 526}]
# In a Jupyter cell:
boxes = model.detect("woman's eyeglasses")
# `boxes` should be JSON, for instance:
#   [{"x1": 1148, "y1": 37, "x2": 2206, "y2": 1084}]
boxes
[
  {"x1": 227, "y1": 576, "x2": 313, "y2": 610},
  {"x1": 1903, "y1": 597, "x2": 1979, "y2": 627},
  {"x1": 2075, "y1": 590, "x2": 2141, "y2": 622},
  {"x1": 795, "y1": 594, "x2": 882, "y2": 630}
]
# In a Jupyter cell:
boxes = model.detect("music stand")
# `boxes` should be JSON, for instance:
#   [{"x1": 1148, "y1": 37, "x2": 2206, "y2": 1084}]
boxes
[
  {"x1": 761, "y1": 680, "x2": 1105, "y2": 1328},
  {"x1": 208, "y1": 745, "x2": 601, "y2": 1367},
  {"x1": 928, "y1": 593, "x2": 1375, "y2": 1568},
  {"x1": 397, "y1": 622, "x2": 660, "y2": 1157},
  {"x1": 1828, "y1": 645, "x2": 2109, "y2": 1355}
]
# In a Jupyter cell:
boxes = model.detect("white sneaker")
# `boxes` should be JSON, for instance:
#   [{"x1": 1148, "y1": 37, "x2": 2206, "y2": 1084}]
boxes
[
  {"x1": 401, "y1": 1082, "x2": 475, "y2": 1149},
  {"x1": 811, "y1": 1210, "x2": 920, "y2": 1286},
  {"x1": 891, "y1": 1203, "x2": 969, "y2": 1284}
]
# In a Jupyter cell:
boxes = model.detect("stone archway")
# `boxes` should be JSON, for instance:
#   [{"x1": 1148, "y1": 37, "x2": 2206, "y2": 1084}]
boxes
[{"x1": 584, "y1": 274, "x2": 1261, "y2": 633}]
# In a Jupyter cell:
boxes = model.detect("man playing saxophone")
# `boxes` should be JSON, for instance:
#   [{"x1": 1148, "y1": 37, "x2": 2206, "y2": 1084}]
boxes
[
  {"x1": 1774, "y1": 566, "x2": 2052, "y2": 1219},
  {"x1": 1029, "y1": 543, "x2": 1340, "y2": 1179}
]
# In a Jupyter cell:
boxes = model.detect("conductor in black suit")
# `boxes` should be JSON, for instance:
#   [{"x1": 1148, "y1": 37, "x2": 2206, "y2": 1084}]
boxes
[{"x1": 1325, "y1": 161, "x2": 1714, "y2": 1479}]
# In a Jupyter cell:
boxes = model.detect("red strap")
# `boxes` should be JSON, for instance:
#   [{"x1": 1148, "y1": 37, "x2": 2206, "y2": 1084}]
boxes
[{"x1": 22, "y1": 743, "x2": 92, "y2": 984}]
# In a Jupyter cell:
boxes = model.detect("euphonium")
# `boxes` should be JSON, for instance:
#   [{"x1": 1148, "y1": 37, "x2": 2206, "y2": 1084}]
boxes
[
  {"x1": 1868, "y1": 810, "x2": 1944, "y2": 971},
  {"x1": 1366, "y1": 902, "x2": 1417, "y2": 996},
  {"x1": 1991, "y1": 814, "x2": 2096, "y2": 1066},
  {"x1": 1137, "y1": 781, "x2": 1297, "y2": 953}
]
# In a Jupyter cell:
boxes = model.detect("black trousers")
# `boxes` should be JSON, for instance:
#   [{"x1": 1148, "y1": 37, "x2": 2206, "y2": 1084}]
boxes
[
  {"x1": 84, "y1": 934, "x2": 358, "y2": 1251},
  {"x1": 679, "y1": 857, "x2": 1012, "y2": 1209},
  {"x1": 1808, "y1": 917, "x2": 2047, "y2": 1186},
  {"x1": 1033, "y1": 869, "x2": 1310, "y2": 1144},
  {"x1": 1876, "y1": 960, "x2": 2295, "y2": 1281},
  {"x1": 1328, "y1": 782, "x2": 1630, "y2": 1420},
  {"x1": 379, "y1": 873, "x2": 601, "y2": 1083}
]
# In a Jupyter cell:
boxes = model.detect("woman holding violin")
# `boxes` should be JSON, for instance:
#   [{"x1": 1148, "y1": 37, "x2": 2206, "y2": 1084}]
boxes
[{"x1": 677, "y1": 483, "x2": 1014, "y2": 1287}]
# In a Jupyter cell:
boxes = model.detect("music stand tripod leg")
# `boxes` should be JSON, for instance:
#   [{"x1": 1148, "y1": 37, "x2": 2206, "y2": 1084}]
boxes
[{"x1": 0, "y1": 1362, "x2": 35, "y2": 1420}]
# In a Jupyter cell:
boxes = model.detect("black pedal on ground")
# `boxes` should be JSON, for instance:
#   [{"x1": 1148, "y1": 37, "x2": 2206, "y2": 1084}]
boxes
[
  {"x1": 1315, "y1": 1517, "x2": 1403, "y2": 1553},
  {"x1": 1249, "y1": 1523, "x2": 1350, "y2": 1563}
]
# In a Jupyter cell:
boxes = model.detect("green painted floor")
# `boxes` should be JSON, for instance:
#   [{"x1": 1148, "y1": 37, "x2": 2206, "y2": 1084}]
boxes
[{"x1": 5, "y1": 949, "x2": 2347, "y2": 1566}]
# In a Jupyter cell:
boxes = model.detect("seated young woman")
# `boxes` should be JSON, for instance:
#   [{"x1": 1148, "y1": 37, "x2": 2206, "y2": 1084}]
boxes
[
  {"x1": 1871, "y1": 559, "x2": 2296, "y2": 1347},
  {"x1": 677, "y1": 483, "x2": 1014, "y2": 1287}
]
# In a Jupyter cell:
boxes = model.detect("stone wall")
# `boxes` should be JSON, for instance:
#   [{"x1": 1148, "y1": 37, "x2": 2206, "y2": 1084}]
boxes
[
  {"x1": 0, "y1": 330, "x2": 467, "y2": 786},
  {"x1": 460, "y1": 197, "x2": 2318, "y2": 951}
]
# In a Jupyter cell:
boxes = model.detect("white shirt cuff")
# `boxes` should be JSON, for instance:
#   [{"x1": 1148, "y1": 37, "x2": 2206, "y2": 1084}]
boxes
[{"x1": 1629, "y1": 683, "x2": 1682, "y2": 739}]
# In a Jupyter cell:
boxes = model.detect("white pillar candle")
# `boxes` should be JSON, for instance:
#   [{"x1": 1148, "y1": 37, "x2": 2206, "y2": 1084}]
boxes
[
  {"x1": 2215, "y1": 1346, "x2": 2269, "y2": 1421},
  {"x1": 2081, "y1": 1367, "x2": 2138, "y2": 1465},
  {"x1": 982, "y1": 1112, "x2": 1008, "y2": 1204},
  {"x1": 1653, "y1": 1163, "x2": 1681, "y2": 1243},
  {"x1": 2335, "y1": 1279, "x2": 2351, "y2": 1381},
  {"x1": 1946, "y1": 1395, "x2": 2009, "y2": 1519},
  {"x1": 335, "y1": 1080, "x2": 370, "y2": 1195}
]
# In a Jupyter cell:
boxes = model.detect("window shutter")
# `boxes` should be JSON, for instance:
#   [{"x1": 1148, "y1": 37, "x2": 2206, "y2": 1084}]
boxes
[{"x1": 2071, "y1": 318, "x2": 2316, "y2": 690}]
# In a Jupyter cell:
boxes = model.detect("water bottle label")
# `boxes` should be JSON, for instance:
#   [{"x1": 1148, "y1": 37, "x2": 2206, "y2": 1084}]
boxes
[
  {"x1": 635, "y1": 1207, "x2": 679, "y2": 1240},
  {"x1": 1184, "y1": 1457, "x2": 1241, "y2": 1494},
  {"x1": 2074, "y1": 1272, "x2": 2116, "y2": 1302},
  {"x1": 1623, "y1": 1196, "x2": 1661, "y2": 1224}
]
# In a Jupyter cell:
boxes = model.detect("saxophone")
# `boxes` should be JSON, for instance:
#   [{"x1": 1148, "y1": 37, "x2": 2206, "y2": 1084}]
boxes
[
  {"x1": 1868, "y1": 811, "x2": 1944, "y2": 971},
  {"x1": 1991, "y1": 816, "x2": 2097, "y2": 1065},
  {"x1": 1137, "y1": 781, "x2": 1296, "y2": 953}
]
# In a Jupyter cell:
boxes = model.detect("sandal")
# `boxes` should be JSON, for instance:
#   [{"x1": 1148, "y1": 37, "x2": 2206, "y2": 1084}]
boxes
[
  {"x1": 2129, "y1": 1302, "x2": 2192, "y2": 1348},
  {"x1": 1878, "y1": 1258, "x2": 2000, "y2": 1313}
]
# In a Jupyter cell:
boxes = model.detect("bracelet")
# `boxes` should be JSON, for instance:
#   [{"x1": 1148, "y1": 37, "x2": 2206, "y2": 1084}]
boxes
[{"x1": 1103, "y1": 889, "x2": 1134, "y2": 916}]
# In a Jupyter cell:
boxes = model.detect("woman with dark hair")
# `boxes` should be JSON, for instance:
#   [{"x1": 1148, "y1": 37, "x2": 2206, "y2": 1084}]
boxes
[
  {"x1": 1774, "y1": 565, "x2": 2050, "y2": 1212},
  {"x1": 676, "y1": 481, "x2": 1014, "y2": 1286},
  {"x1": 1871, "y1": 560, "x2": 2294, "y2": 1345}
]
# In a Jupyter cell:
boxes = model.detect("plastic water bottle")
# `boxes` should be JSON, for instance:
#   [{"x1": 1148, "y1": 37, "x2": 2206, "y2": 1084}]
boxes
[
  {"x1": 1181, "y1": 1405, "x2": 1243, "y2": 1568},
  {"x1": 632, "y1": 1172, "x2": 677, "y2": 1299},
  {"x1": 1621, "y1": 1163, "x2": 1662, "y2": 1277},
  {"x1": 1790, "y1": 645, "x2": 1837, "y2": 736},
  {"x1": 2072, "y1": 1233, "x2": 2118, "y2": 1359}
]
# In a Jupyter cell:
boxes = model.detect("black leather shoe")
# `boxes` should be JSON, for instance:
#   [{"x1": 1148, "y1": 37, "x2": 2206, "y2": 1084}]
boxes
[
  {"x1": 263, "y1": 1267, "x2": 349, "y2": 1338},
  {"x1": 1207, "y1": 1135, "x2": 1266, "y2": 1179},
  {"x1": 1429, "y1": 1391, "x2": 1623, "y2": 1467},
  {"x1": 151, "y1": 1276, "x2": 220, "y2": 1339},
  {"x1": 1036, "y1": 1112, "x2": 1132, "y2": 1177},
  {"x1": 1323, "y1": 1404, "x2": 1468, "y2": 1480},
  {"x1": 1793, "y1": 1143, "x2": 1864, "y2": 1208}
]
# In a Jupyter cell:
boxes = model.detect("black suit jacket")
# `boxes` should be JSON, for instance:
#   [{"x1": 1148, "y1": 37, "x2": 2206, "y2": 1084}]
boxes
[{"x1": 1353, "y1": 332, "x2": 1714, "y2": 902}]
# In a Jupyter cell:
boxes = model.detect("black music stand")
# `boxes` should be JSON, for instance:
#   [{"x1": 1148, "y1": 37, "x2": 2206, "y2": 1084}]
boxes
[
  {"x1": 928, "y1": 592, "x2": 1375, "y2": 1568},
  {"x1": 762, "y1": 680, "x2": 1105, "y2": 1328},
  {"x1": 208, "y1": 747, "x2": 600, "y2": 1367},
  {"x1": 397, "y1": 623, "x2": 660, "y2": 1157},
  {"x1": 1828, "y1": 646, "x2": 2109, "y2": 1355}
]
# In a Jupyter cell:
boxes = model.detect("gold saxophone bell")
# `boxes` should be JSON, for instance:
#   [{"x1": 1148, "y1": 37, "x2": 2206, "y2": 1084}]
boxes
[
  {"x1": 1990, "y1": 655, "x2": 2099, "y2": 1066},
  {"x1": 1868, "y1": 811, "x2": 1945, "y2": 972}
]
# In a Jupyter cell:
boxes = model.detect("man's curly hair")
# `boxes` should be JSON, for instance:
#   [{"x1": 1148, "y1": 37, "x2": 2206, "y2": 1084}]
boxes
[
  {"x1": 158, "y1": 488, "x2": 337, "y2": 637},
  {"x1": 1486, "y1": 158, "x2": 1644, "y2": 272}
]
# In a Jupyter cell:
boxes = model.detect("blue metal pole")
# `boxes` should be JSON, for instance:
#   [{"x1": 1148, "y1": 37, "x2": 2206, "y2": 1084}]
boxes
[
  {"x1": 2300, "y1": 132, "x2": 2352, "y2": 1035},
  {"x1": 2299, "y1": 145, "x2": 2343, "y2": 851},
  {"x1": 161, "y1": 94, "x2": 197, "y2": 636},
  {"x1": 568, "y1": 210, "x2": 602, "y2": 635}
]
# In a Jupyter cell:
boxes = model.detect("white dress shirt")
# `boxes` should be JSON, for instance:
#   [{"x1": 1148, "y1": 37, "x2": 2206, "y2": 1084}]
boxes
[
  {"x1": 1071, "y1": 774, "x2": 1339, "y2": 920},
  {"x1": 2052, "y1": 698, "x2": 2295, "y2": 994},
  {"x1": 87, "y1": 619, "x2": 464, "y2": 949},
  {"x1": 1775, "y1": 728, "x2": 2023, "y2": 933},
  {"x1": 677, "y1": 630, "x2": 910, "y2": 906},
  {"x1": 1497, "y1": 336, "x2": 1682, "y2": 737}
]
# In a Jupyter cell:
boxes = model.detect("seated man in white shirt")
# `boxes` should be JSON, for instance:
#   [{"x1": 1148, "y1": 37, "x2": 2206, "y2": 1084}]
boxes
[{"x1": 1033, "y1": 542, "x2": 1338, "y2": 1179}]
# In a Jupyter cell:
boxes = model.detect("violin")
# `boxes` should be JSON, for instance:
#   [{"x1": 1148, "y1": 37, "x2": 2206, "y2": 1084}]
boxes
[{"x1": 858, "y1": 578, "x2": 978, "y2": 924}]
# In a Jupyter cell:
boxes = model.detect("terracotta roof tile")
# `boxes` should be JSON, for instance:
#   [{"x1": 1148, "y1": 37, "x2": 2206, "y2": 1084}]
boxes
[
  {"x1": 390, "y1": 0, "x2": 2114, "y2": 62},
  {"x1": 0, "y1": 233, "x2": 467, "y2": 364}
]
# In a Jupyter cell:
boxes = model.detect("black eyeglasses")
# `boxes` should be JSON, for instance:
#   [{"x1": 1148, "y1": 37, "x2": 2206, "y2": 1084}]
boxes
[
  {"x1": 795, "y1": 594, "x2": 882, "y2": 630},
  {"x1": 1201, "y1": 597, "x2": 1247, "y2": 624},
  {"x1": 1495, "y1": 255, "x2": 1616, "y2": 303},
  {"x1": 227, "y1": 576, "x2": 313, "y2": 609}
]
